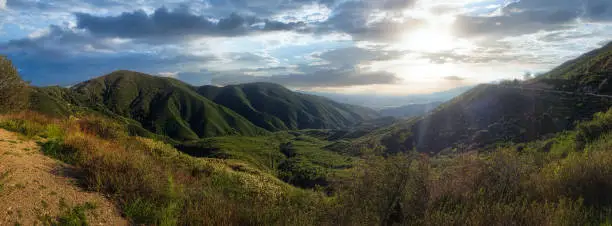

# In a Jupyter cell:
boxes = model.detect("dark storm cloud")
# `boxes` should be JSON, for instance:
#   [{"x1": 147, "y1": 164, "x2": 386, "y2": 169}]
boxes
[
  {"x1": 6, "y1": 0, "x2": 132, "y2": 11},
  {"x1": 317, "y1": 0, "x2": 423, "y2": 41},
  {"x1": 74, "y1": 7, "x2": 307, "y2": 39},
  {"x1": 207, "y1": 0, "x2": 337, "y2": 17},
  {"x1": 454, "y1": 10, "x2": 578, "y2": 37},
  {"x1": 314, "y1": 47, "x2": 406, "y2": 67},
  {"x1": 454, "y1": 0, "x2": 612, "y2": 38},
  {"x1": 2, "y1": 25, "x2": 116, "y2": 56},
  {"x1": 1, "y1": 25, "x2": 217, "y2": 85}
]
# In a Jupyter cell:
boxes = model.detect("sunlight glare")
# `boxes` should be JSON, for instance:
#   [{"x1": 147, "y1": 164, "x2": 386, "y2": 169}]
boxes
[{"x1": 396, "y1": 12, "x2": 458, "y2": 52}]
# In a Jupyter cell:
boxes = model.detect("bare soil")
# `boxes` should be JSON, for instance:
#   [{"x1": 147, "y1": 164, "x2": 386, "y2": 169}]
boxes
[{"x1": 0, "y1": 129, "x2": 127, "y2": 225}]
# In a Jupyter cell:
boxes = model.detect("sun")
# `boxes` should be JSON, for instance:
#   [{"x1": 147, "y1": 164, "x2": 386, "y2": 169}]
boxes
[
  {"x1": 396, "y1": 13, "x2": 459, "y2": 52},
  {"x1": 400, "y1": 27, "x2": 455, "y2": 52}
]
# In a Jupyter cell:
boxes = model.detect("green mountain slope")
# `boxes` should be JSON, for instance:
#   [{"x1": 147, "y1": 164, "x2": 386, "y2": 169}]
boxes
[
  {"x1": 364, "y1": 42, "x2": 612, "y2": 155},
  {"x1": 36, "y1": 71, "x2": 268, "y2": 140},
  {"x1": 196, "y1": 83, "x2": 380, "y2": 131},
  {"x1": 543, "y1": 41, "x2": 612, "y2": 80},
  {"x1": 29, "y1": 71, "x2": 379, "y2": 141}
]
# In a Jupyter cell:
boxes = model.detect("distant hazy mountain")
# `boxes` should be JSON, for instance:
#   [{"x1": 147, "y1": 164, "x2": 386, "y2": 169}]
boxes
[
  {"x1": 302, "y1": 86, "x2": 473, "y2": 109},
  {"x1": 379, "y1": 102, "x2": 442, "y2": 118}
]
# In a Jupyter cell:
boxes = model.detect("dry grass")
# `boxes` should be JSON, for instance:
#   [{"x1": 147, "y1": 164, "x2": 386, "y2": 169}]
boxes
[
  {"x1": 3, "y1": 110, "x2": 612, "y2": 225},
  {"x1": 0, "y1": 112, "x2": 324, "y2": 225}
]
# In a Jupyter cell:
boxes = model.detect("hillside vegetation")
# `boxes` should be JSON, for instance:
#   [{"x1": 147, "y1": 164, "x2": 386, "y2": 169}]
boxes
[
  {"x1": 543, "y1": 41, "x2": 612, "y2": 80},
  {"x1": 0, "y1": 56, "x2": 29, "y2": 113},
  {"x1": 363, "y1": 42, "x2": 612, "y2": 155},
  {"x1": 197, "y1": 83, "x2": 379, "y2": 131},
  {"x1": 2, "y1": 42, "x2": 612, "y2": 225},
  {"x1": 4, "y1": 106, "x2": 612, "y2": 225},
  {"x1": 28, "y1": 71, "x2": 380, "y2": 141}
]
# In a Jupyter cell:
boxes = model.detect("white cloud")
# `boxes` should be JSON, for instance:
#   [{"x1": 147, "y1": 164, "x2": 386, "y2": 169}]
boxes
[
  {"x1": 1, "y1": 0, "x2": 611, "y2": 94},
  {"x1": 158, "y1": 72, "x2": 179, "y2": 78}
]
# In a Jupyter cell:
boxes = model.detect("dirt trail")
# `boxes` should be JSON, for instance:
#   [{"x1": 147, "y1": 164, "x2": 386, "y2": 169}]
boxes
[{"x1": 0, "y1": 129, "x2": 128, "y2": 225}]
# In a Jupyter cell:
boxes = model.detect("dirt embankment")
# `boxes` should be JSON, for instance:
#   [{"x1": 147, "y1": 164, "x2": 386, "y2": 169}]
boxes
[{"x1": 0, "y1": 129, "x2": 127, "y2": 225}]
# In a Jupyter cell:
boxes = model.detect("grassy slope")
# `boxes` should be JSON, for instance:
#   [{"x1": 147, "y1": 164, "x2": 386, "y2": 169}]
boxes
[
  {"x1": 362, "y1": 42, "x2": 612, "y2": 155},
  {"x1": 177, "y1": 131, "x2": 355, "y2": 188},
  {"x1": 56, "y1": 71, "x2": 268, "y2": 140},
  {"x1": 30, "y1": 72, "x2": 379, "y2": 141},
  {"x1": 0, "y1": 113, "x2": 322, "y2": 225},
  {"x1": 197, "y1": 83, "x2": 380, "y2": 131},
  {"x1": 543, "y1": 41, "x2": 612, "y2": 80}
]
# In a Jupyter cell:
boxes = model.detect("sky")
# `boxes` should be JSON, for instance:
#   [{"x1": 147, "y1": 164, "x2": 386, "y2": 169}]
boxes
[{"x1": 1, "y1": 0, "x2": 611, "y2": 95}]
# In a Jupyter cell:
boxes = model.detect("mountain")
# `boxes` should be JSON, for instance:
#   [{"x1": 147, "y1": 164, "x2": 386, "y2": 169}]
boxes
[
  {"x1": 365, "y1": 42, "x2": 612, "y2": 155},
  {"x1": 29, "y1": 71, "x2": 379, "y2": 141},
  {"x1": 196, "y1": 83, "x2": 380, "y2": 131},
  {"x1": 379, "y1": 102, "x2": 442, "y2": 118},
  {"x1": 543, "y1": 41, "x2": 612, "y2": 80},
  {"x1": 31, "y1": 71, "x2": 268, "y2": 140},
  {"x1": 304, "y1": 86, "x2": 473, "y2": 109}
]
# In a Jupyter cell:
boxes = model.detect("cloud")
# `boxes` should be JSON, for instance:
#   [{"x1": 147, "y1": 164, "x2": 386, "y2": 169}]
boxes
[
  {"x1": 1, "y1": 25, "x2": 218, "y2": 85},
  {"x1": 211, "y1": 67, "x2": 401, "y2": 87},
  {"x1": 6, "y1": 0, "x2": 131, "y2": 11},
  {"x1": 443, "y1": 75, "x2": 465, "y2": 81},
  {"x1": 314, "y1": 47, "x2": 406, "y2": 67},
  {"x1": 2, "y1": 25, "x2": 118, "y2": 56},
  {"x1": 0, "y1": 0, "x2": 6, "y2": 9},
  {"x1": 6, "y1": 51, "x2": 217, "y2": 85},
  {"x1": 206, "y1": 0, "x2": 336, "y2": 17},
  {"x1": 75, "y1": 7, "x2": 307, "y2": 40},
  {"x1": 454, "y1": 0, "x2": 612, "y2": 38},
  {"x1": 504, "y1": 0, "x2": 612, "y2": 21},
  {"x1": 318, "y1": 0, "x2": 423, "y2": 41}
]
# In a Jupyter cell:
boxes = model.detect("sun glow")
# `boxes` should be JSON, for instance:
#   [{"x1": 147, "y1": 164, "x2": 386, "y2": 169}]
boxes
[
  {"x1": 400, "y1": 27, "x2": 456, "y2": 52},
  {"x1": 396, "y1": 13, "x2": 459, "y2": 52}
]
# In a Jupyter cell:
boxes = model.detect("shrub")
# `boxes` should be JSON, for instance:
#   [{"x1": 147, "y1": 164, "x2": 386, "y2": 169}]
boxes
[
  {"x1": 332, "y1": 153, "x2": 428, "y2": 225},
  {"x1": 76, "y1": 116, "x2": 128, "y2": 140},
  {"x1": 0, "y1": 118, "x2": 46, "y2": 137},
  {"x1": 537, "y1": 150, "x2": 612, "y2": 207},
  {"x1": 575, "y1": 109, "x2": 612, "y2": 149},
  {"x1": 0, "y1": 56, "x2": 29, "y2": 113}
]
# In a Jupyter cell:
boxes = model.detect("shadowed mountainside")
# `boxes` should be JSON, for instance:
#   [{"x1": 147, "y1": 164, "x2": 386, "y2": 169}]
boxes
[
  {"x1": 197, "y1": 83, "x2": 379, "y2": 131},
  {"x1": 364, "y1": 41, "x2": 612, "y2": 155}
]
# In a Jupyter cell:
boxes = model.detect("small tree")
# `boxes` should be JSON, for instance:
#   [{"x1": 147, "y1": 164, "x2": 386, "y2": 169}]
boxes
[{"x1": 0, "y1": 56, "x2": 29, "y2": 113}]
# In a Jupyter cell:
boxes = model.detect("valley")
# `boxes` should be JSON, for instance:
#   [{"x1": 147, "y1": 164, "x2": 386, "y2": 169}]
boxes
[{"x1": 1, "y1": 41, "x2": 612, "y2": 225}]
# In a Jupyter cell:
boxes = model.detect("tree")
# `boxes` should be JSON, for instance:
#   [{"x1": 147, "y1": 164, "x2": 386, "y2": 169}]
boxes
[{"x1": 0, "y1": 56, "x2": 29, "y2": 113}]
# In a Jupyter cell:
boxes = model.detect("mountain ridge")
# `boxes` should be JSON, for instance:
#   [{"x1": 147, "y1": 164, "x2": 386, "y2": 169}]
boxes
[
  {"x1": 28, "y1": 70, "x2": 380, "y2": 141},
  {"x1": 365, "y1": 42, "x2": 612, "y2": 154},
  {"x1": 196, "y1": 82, "x2": 380, "y2": 131}
]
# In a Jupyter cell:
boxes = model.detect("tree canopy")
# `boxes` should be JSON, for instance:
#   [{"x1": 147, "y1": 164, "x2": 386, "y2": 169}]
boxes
[{"x1": 0, "y1": 56, "x2": 29, "y2": 112}]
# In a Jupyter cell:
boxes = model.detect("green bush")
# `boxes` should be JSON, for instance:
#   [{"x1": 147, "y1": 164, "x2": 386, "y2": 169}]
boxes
[
  {"x1": 278, "y1": 157, "x2": 329, "y2": 188},
  {"x1": 56, "y1": 202, "x2": 97, "y2": 226},
  {"x1": 40, "y1": 139, "x2": 80, "y2": 165},
  {"x1": 0, "y1": 118, "x2": 46, "y2": 137},
  {"x1": 77, "y1": 116, "x2": 128, "y2": 140},
  {"x1": 575, "y1": 109, "x2": 612, "y2": 149},
  {"x1": 0, "y1": 56, "x2": 29, "y2": 113}
]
